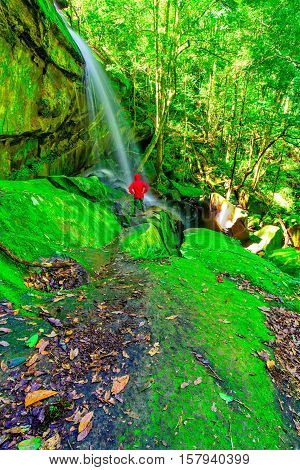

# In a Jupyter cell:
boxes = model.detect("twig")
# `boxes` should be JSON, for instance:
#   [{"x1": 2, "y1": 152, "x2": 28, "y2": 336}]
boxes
[
  {"x1": 192, "y1": 351, "x2": 223, "y2": 382},
  {"x1": 67, "y1": 438, "x2": 73, "y2": 450},
  {"x1": 234, "y1": 398, "x2": 252, "y2": 413},
  {"x1": 228, "y1": 419, "x2": 234, "y2": 450}
]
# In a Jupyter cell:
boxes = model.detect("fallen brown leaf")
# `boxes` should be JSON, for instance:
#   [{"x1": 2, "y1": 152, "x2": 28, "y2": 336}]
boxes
[
  {"x1": 77, "y1": 422, "x2": 92, "y2": 442},
  {"x1": 166, "y1": 315, "x2": 178, "y2": 320},
  {"x1": 70, "y1": 348, "x2": 79, "y2": 360},
  {"x1": 180, "y1": 381, "x2": 191, "y2": 389},
  {"x1": 194, "y1": 377, "x2": 203, "y2": 385},
  {"x1": 111, "y1": 375, "x2": 130, "y2": 395},
  {"x1": 148, "y1": 342, "x2": 160, "y2": 356},
  {"x1": 78, "y1": 411, "x2": 94, "y2": 434},
  {"x1": 26, "y1": 353, "x2": 39, "y2": 367},
  {"x1": 0, "y1": 360, "x2": 8, "y2": 372},
  {"x1": 25, "y1": 389, "x2": 58, "y2": 407},
  {"x1": 41, "y1": 432, "x2": 61, "y2": 450}
]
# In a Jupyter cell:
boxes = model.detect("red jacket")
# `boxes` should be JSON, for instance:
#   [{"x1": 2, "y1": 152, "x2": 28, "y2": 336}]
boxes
[{"x1": 128, "y1": 174, "x2": 149, "y2": 199}]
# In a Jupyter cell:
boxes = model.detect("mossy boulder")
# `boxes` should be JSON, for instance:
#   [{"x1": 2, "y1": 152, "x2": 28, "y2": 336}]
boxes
[
  {"x1": 120, "y1": 210, "x2": 180, "y2": 260},
  {"x1": 146, "y1": 210, "x2": 180, "y2": 254},
  {"x1": 246, "y1": 225, "x2": 283, "y2": 255},
  {"x1": 180, "y1": 228, "x2": 298, "y2": 304},
  {"x1": 268, "y1": 248, "x2": 300, "y2": 278},
  {"x1": 0, "y1": 177, "x2": 121, "y2": 304},
  {"x1": 120, "y1": 223, "x2": 169, "y2": 260},
  {"x1": 181, "y1": 227, "x2": 242, "y2": 259}
]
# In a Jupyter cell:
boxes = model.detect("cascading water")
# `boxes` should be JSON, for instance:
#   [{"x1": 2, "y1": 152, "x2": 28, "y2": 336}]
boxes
[
  {"x1": 55, "y1": 3, "x2": 136, "y2": 186},
  {"x1": 54, "y1": 3, "x2": 164, "y2": 212}
]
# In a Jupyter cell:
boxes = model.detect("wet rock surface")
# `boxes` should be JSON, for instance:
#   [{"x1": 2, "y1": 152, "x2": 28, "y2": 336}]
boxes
[{"x1": 0, "y1": 0, "x2": 98, "y2": 178}]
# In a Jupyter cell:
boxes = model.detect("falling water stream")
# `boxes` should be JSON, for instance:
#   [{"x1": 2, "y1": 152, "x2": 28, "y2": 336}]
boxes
[
  {"x1": 55, "y1": 3, "x2": 137, "y2": 186},
  {"x1": 54, "y1": 3, "x2": 166, "y2": 211}
]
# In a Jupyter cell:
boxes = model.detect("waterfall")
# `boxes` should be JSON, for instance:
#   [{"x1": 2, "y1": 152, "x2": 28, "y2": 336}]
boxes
[
  {"x1": 55, "y1": 3, "x2": 136, "y2": 186},
  {"x1": 54, "y1": 3, "x2": 165, "y2": 213}
]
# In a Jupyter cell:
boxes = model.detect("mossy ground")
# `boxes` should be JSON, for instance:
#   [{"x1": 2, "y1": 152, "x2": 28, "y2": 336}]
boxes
[
  {"x1": 119, "y1": 231, "x2": 299, "y2": 450},
  {"x1": 0, "y1": 179, "x2": 299, "y2": 449}
]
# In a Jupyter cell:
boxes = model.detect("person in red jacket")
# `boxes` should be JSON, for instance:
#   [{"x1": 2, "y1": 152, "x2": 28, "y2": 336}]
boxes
[{"x1": 128, "y1": 173, "x2": 149, "y2": 215}]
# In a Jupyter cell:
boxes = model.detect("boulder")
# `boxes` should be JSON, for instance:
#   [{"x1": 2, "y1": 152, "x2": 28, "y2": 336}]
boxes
[
  {"x1": 205, "y1": 193, "x2": 249, "y2": 242},
  {"x1": 0, "y1": 177, "x2": 121, "y2": 268},
  {"x1": 288, "y1": 225, "x2": 300, "y2": 248},
  {"x1": 246, "y1": 225, "x2": 283, "y2": 255},
  {"x1": 120, "y1": 209, "x2": 180, "y2": 260},
  {"x1": 146, "y1": 210, "x2": 181, "y2": 255},
  {"x1": 180, "y1": 227, "x2": 241, "y2": 259},
  {"x1": 120, "y1": 223, "x2": 169, "y2": 260},
  {"x1": 0, "y1": 177, "x2": 121, "y2": 305}
]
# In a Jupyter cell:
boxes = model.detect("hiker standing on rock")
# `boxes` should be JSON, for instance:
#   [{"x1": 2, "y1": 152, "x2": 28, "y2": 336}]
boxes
[{"x1": 128, "y1": 173, "x2": 149, "y2": 216}]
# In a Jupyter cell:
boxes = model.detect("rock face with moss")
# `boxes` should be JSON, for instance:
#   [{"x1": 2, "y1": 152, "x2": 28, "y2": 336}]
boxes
[
  {"x1": 120, "y1": 209, "x2": 180, "y2": 260},
  {"x1": 0, "y1": 176, "x2": 121, "y2": 304},
  {"x1": 0, "y1": 0, "x2": 100, "y2": 179}
]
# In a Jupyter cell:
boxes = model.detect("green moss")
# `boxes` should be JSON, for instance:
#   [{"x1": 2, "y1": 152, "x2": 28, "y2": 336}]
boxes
[
  {"x1": 121, "y1": 229, "x2": 299, "y2": 449},
  {"x1": 268, "y1": 248, "x2": 300, "y2": 278},
  {"x1": 147, "y1": 211, "x2": 180, "y2": 256},
  {"x1": 0, "y1": 0, "x2": 88, "y2": 179},
  {"x1": 48, "y1": 175, "x2": 117, "y2": 203},
  {"x1": 181, "y1": 229, "x2": 299, "y2": 309},
  {"x1": 36, "y1": 0, "x2": 82, "y2": 70},
  {"x1": 120, "y1": 223, "x2": 169, "y2": 260},
  {"x1": 0, "y1": 252, "x2": 28, "y2": 304},
  {"x1": 120, "y1": 211, "x2": 180, "y2": 260},
  {"x1": 0, "y1": 177, "x2": 121, "y2": 305}
]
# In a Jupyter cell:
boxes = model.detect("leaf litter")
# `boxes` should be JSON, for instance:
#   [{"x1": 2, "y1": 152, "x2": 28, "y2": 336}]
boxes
[{"x1": 0, "y1": 259, "x2": 151, "y2": 449}]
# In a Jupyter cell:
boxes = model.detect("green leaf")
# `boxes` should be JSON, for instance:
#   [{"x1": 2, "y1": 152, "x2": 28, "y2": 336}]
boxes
[
  {"x1": 219, "y1": 392, "x2": 234, "y2": 404},
  {"x1": 17, "y1": 437, "x2": 42, "y2": 450},
  {"x1": 26, "y1": 333, "x2": 39, "y2": 348}
]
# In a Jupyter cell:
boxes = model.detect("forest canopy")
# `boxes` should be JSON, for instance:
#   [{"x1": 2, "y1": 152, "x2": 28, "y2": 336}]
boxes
[{"x1": 65, "y1": 0, "x2": 299, "y2": 225}]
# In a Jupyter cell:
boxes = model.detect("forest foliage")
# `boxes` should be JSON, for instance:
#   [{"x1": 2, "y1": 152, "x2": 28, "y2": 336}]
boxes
[{"x1": 65, "y1": 0, "x2": 299, "y2": 227}]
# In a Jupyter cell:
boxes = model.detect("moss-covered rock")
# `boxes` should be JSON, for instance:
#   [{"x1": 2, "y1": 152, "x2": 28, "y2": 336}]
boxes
[
  {"x1": 0, "y1": 0, "x2": 106, "y2": 178},
  {"x1": 180, "y1": 228, "x2": 298, "y2": 306},
  {"x1": 120, "y1": 223, "x2": 169, "y2": 259},
  {"x1": 0, "y1": 177, "x2": 121, "y2": 304},
  {"x1": 269, "y1": 248, "x2": 300, "y2": 278},
  {"x1": 130, "y1": 253, "x2": 298, "y2": 449},
  {"x1": 246, "y1": 225, "x2": 283, "y2": 255},
  {"x1": 120, "y1": 210, "x2": 180, "y2": 260},
  {"x1": 181, "y1": 227, "x2": 241, "y2": 257}
]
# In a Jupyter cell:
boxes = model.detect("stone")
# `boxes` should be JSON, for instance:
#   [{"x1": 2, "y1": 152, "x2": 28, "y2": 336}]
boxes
[
  {"x1": 205, "y1": 193, "x2": 249, "y2": 242},
  {"x1": 180, "y1": 228, "x2": 241, "y2": 259},
  {"x1": 246, "y1": 225, "x2": 283, "y2": 255},
  {"x1": 120, "y1": 209, "x2": 180, "y2": 260},
  {"x1": 288, "y1": 225, "x2": 300, "y2": 248},
  {"x1": 0, "y1": 177, "x2": 121, "y2": 304}
]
